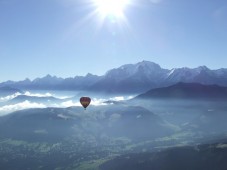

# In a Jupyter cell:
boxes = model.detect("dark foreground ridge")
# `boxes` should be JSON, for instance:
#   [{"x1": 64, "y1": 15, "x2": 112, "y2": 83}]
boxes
[
  {"x1": 136, "y1": 82, "x2": 227, "y2": 99},
  {"x1": 100, "y1": 141, "x2": 227, "y2": 170}
]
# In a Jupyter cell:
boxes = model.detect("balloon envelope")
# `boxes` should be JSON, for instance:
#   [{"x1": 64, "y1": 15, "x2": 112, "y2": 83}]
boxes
[{"x1": 80, "y1": 97, "x2": 91, "y2": 109}]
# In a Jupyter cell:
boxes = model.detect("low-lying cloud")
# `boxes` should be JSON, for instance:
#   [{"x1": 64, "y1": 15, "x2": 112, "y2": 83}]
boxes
[
  {"x1": 60, "y1": 100, "x2": 81, "y2": 107},
  {"x1": 24, "y1": 91, "x2": 71, "y2": 99},
  {"x1": 0, "y1": 92, "x2": 22, "y2": 101},
  {"x1": 0, "y1": 91, "x2": 71, "y2": 102},
  {"x1": 24, "y1": 91, "x2": 52, "y2": 98},
  {"x1": 110, "y1": 96, "x2": 134, "y2": 101},
  {"x1": 0, "y1": 94, "x2": 134, "y2": 116},
  {"x1": 0, "y1": 100, "x2": 46, "y2": 116}
]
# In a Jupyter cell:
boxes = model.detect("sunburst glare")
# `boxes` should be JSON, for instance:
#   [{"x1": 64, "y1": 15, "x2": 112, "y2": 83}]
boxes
[
  {"x1": 88, "y1": 0, "x2": 132, "y2": 28},
  {"x1": 93, "y1": 0, "x2": 130, "y2": 18}
]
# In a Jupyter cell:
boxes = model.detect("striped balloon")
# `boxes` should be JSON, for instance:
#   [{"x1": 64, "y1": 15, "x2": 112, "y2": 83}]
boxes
[{"x1": 80, "y1": 97, "x2": 91, "y2": 110}]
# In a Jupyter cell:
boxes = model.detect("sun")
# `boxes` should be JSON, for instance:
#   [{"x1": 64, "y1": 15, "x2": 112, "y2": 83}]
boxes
[{"x1": 93, "y1": 0, "x2": 130, "y2": 18}]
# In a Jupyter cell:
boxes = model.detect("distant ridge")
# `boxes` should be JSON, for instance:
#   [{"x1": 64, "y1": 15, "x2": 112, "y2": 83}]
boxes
[
  {"x1": 1, "y1": 61, "x2": 227, "y2": 94},
  {"x1": 0, "y1": 86, "x2": 23, "y2": 96},
  {"x1": 136, "y1": 82, "x2": 227, "y2": 99}
]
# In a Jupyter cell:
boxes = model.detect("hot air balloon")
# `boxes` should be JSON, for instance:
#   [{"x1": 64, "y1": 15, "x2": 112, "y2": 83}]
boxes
[{"x1": 80, "y1": 97, "x2": 91, "y2": 110}]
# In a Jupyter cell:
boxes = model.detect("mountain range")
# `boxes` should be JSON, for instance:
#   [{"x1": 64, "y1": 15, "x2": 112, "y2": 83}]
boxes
[
  {"x1": 1, "y1": 61, "x2": 227, "y2": 93},
  {"x1": 0, "y1": 86, "x2": 23, "y2": 96}
]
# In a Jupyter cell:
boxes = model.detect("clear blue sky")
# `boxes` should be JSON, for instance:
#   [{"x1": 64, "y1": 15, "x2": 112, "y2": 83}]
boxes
[{"x1": 0, "y1": 0, "x2": 227, "y2": 82}]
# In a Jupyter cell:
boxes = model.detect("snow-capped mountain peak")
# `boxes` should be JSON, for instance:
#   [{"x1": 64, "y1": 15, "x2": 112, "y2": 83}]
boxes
[
  {"x1": 105, "y1": 60, "x2": 166, "y2": 80},
  {"x1": 1, "y1": 61, "x2": 227, "y2": 94}
]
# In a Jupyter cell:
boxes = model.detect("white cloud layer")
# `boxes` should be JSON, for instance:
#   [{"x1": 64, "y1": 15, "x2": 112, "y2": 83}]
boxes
[
  {"x1": 24, "y1": 91, "x2": 52, "y2": 97},
  {"x1": 24, "y1": 91, "x2": 71, "y2": 99},
  {"x1": 0, "y1": 94, "x2": 134, "y2": 116},
  {"x1": 91, "y1": 98, "x2": 107, "y2": 106},
  {"x1": 60, "y1": 100, "x2": 81, "y2": 107},
  {"x1": 110, "y1": 96, "x2": 134, "y2": 101},
  {"x1": 0, "y1": 92, "x2": 22, "y2": 102},
  {"x1": 0, "y1": 100, "x2": 46, "y2": 116},
  {"x1": 0, "y1": 91, "x2": 71, "y2": 102}
]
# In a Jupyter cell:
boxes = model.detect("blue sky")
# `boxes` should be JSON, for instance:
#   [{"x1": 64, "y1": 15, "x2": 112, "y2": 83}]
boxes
[{"x1": 0, "y1": 0, "x2": 227, "y2": 82}]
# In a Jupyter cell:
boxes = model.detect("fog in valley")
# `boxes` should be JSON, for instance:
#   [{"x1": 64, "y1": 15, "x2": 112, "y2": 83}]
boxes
[{"x1": 0, "y1": 87, "x2": 227, "y2": 170}]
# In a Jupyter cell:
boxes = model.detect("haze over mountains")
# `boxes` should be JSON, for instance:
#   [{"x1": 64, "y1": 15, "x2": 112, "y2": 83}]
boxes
[
  {"x1": 1, "y1": 61, "x2": 227, "y2": 169},
  {"x1": 1, "y1": 61, "x2": 227, "y2": 93},
  {"x1": 100, "y1": 142, "x2": 227, "y2": 170}
]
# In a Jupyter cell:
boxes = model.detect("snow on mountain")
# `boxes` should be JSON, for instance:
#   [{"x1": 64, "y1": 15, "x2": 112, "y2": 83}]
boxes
[
  {"x1": 165, "y1": 67, "x2": 206, "y2": 83},
  {"x1": 1, "y1": 61, "x2": 227, "y2": 93},
  {"x1": 32, "y1": 74, "x2": 63, "y2": 84},
  {"x1": 97, "y1": 62, "x2": 227, "y2": 93},
  {"x1": 106, "y1": 61, "x2": 168, "y2": 80},
  {"x1": 90, "y1": 61, "x2": 170, "y2": 93},
  {"x1": 166, "y1": 67, "x2": 196, "y2": 82},
  {"x1": 164, "y1": 66, "x2": 224, "y2": 85}
]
